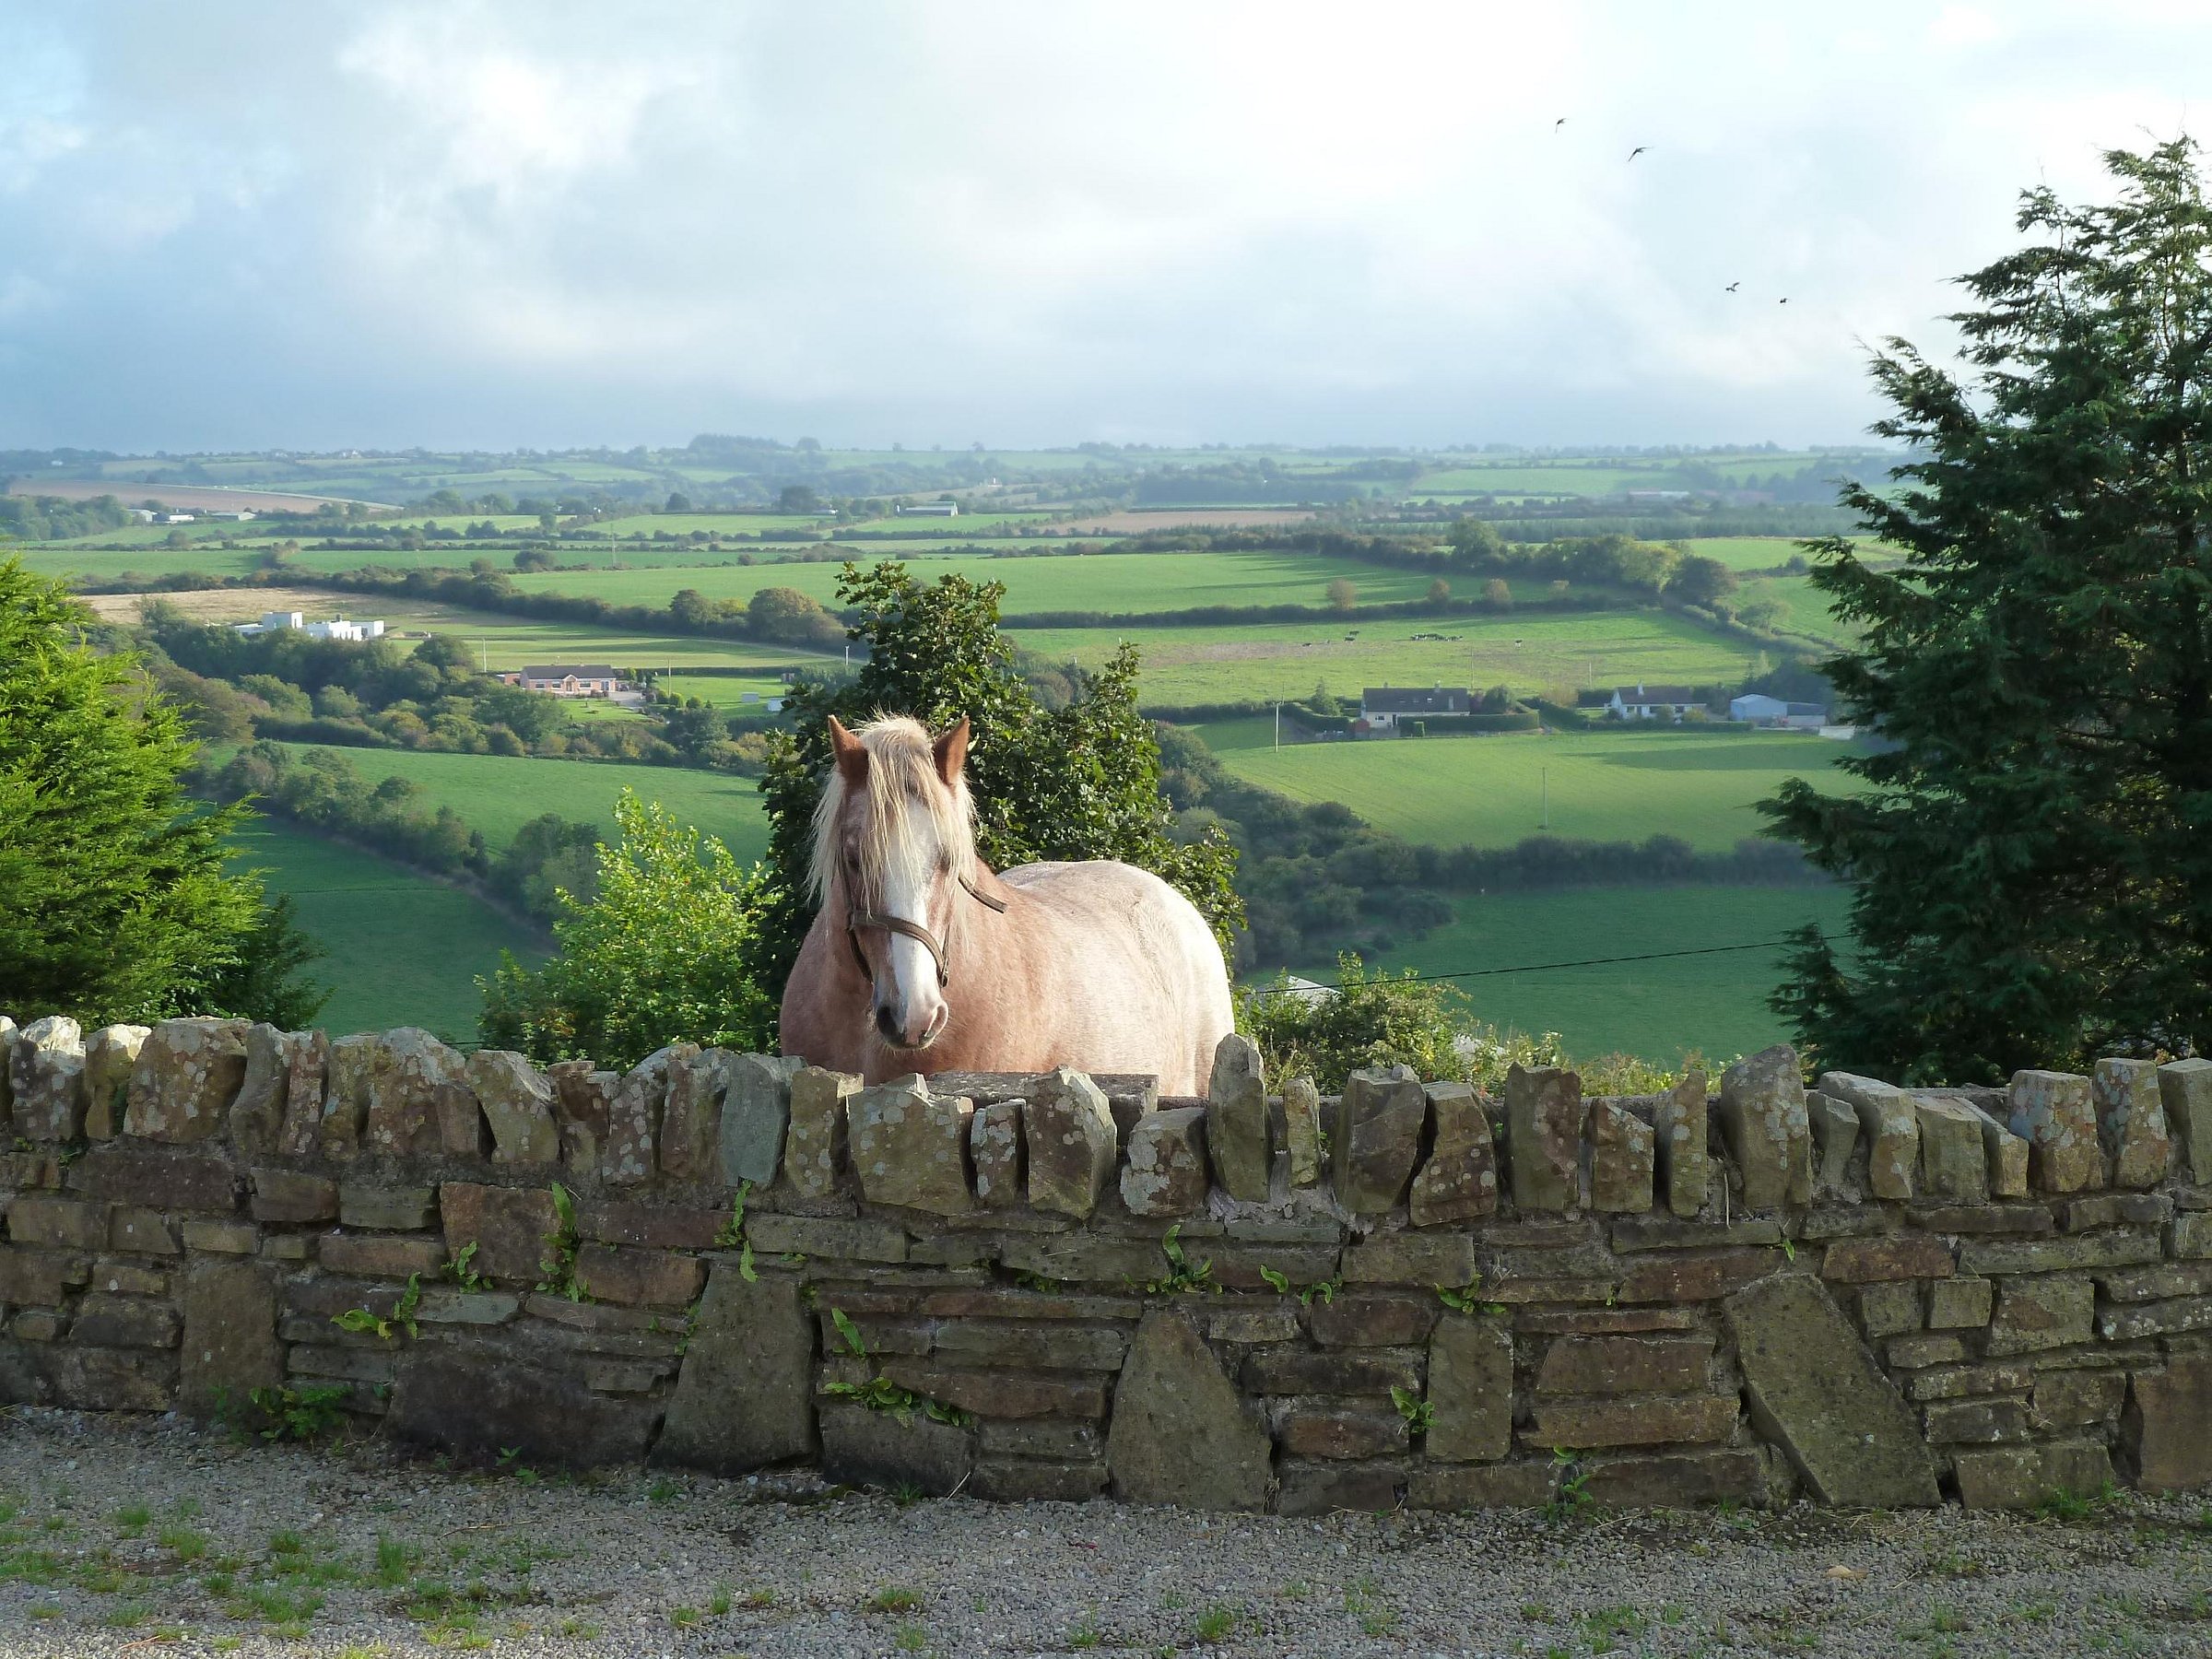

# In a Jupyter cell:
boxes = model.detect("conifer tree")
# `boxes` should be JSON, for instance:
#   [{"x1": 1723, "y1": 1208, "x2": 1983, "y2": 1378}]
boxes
[{"x1": 1765, "y1": 140, "x2": 2212, "y2": 1081}]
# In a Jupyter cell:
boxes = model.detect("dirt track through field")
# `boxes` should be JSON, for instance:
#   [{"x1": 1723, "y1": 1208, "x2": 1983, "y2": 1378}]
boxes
[{"x1": 8, "y1": 479, "x2": 389, "y2": 512}]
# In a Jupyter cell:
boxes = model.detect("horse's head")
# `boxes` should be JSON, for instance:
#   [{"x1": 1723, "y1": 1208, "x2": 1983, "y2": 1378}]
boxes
[{"x1": 812, "y1": 712, "x2": 974, "y2": 1052}]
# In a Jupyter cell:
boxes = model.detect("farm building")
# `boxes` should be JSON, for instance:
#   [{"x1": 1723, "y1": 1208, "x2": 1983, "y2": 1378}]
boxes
[
  {"x1": 231, "y1": 611, "x2": 386, "y2": 641},
  {"x1": 502, "y1": 665, "x2": 625, "y2": 697},
  {"x1": 1360, "y1": 685, "x2": 1471, "y2": 730},
  {"x1": 1730, "y1": 693, "x2": 1830, "y2": 729},
  {"x1": 1607, "y1": 683, "x2": 1708, "y2": 722},
  {"x1": 897, "y1": 499, "x2": 960, "y2": 516}
]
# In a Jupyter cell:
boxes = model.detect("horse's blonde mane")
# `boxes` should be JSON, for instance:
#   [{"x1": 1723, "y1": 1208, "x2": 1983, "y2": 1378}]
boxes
[{"x1": 809, "y1": 715, "x2": 976, "y2": 913}]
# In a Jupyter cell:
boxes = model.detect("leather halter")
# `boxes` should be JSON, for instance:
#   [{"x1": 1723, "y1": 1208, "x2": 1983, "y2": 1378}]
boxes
[{"x1": 846, "y1": 873, "x2": 1006, "y2": 988}]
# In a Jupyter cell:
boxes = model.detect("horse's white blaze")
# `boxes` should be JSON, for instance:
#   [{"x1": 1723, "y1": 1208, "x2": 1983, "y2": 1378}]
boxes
[{"x1": 876, "y1": 834, "x2": 946, "y2": 1046}]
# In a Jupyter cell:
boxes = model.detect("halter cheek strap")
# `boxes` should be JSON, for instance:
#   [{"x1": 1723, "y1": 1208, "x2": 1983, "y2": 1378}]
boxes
[{"x1": 846, "y1": 874, "x2": 1006, "y2": 989}]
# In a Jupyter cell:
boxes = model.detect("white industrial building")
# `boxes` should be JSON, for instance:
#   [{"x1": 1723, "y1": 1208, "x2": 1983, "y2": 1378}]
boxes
[{"x1": 231, "y1": 611, "x2": 386, "y2": 641}]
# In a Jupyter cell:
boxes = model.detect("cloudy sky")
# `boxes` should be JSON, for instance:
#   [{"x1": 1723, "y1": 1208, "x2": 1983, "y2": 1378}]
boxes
[{"x1": 2, "y1": 2, "x2": 2206, "y2": 453}]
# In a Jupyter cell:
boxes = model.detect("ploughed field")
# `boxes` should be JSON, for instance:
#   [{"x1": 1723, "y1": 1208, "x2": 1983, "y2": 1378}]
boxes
[
  {"x1": 1013, "y1": 610, "x2": 1759, "y2": 708},
  {"x1": 1201, "y1": 723, "x2": 1865, "y2": 853}
]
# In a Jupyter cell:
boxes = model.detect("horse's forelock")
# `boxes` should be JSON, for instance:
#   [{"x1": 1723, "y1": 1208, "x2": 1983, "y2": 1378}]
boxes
[{"x1": 809, "y1": 715, "x2": 974, "y2": 910}]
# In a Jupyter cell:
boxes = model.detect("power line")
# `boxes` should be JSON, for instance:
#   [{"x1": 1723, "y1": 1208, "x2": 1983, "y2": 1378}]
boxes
[{"x1": 1251, "y1": 934, "x2": 1840, "y2": 995}]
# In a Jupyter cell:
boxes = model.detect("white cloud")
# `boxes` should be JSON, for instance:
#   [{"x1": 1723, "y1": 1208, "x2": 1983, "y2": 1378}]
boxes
[{"x1": 5, "y1": 0, "x2": 2212, "y2": 448}]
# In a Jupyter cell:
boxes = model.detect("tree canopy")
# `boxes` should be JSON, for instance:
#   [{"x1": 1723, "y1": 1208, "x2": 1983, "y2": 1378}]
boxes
[
  {"x1": 750, "y1": 561, "x2": 1242, "y2": 1003},
  {"x1": 1764, "y1": 139, "x2": 2212, "y2": 1081},
  {"x1": 0, "y1": 559, "x2": 324, "y2": 1026}
]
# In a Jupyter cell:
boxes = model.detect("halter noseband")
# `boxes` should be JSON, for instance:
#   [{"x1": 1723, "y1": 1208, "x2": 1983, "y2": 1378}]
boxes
[{"x1": 846, "y1": 873, "x2": 1006, "y2": 988}]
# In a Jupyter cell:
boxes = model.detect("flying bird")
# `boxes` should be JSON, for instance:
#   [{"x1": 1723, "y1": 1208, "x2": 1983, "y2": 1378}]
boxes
[
  {"x1": 1628, "y1": 146, "x2": 1647, "y2": 161},
  {"x1": 1778, "y1": 297, "x2": 1789, "y2": 304},
  {"x1": 1725, "y1": 281, "x2": 1740, "y2": 293},
  {"x1": 1555, "y1": 117, "x2": 1568, "y2": 129}
]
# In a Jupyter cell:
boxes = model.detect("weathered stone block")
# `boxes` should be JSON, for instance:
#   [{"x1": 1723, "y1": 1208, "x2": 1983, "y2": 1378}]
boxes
[
  {"x1": 1425, "y1": 1316, "x2": 1511, "y2": 1462},
  {"x1": 1821, "y1": 1072, "x2": 1918, "y2": 1200},
  {"x1": 2098, "y1": 1261, "x2": 2212, "y2": 1301},
  {"x1": 7, "y1": 1194, "x2": 108, "y2": 1250},
  {"x1": 1028, "y1": 1067, "x2": 1118, "y2": 1218},
  {"x1": 1822, "y1": 1235, "x2": 1953, "y2": 1283},
  {"x1": 1582, "y1": 1449, "x2": 1771, "y2": 1509},
  {"x1": 851, "y1": 1074, "x2": 975, "y2": 1216},
  {"x1": 1959, "y1": 1232, "x2": 2159, "y2": 1275},
  {"x1": 1282, "y1": 1076, "x2": 1323, "y2": 1188},
  {"x1": 2066, "y1": 1193, "x2": 2170, "y2": 1231},
  {"x1": 1121, "y1": 1106, "x2": 1209, "y2": 1217},
  {"x1": 1857, "y1": 1280, "x2": 1923, "y2": 1339},
  {"x1": 1535, "y1": 1335, "x2": 1712, "y2": 1397},
  {"x1": 783, "y1": 1065, "x2": 859, "y2": 1198},
  {"x1": 1985, "y1": 1275, "x2": 2092, "y2": 1356},
  {"x1": 1720, "y1": 1045, "x2": 1809, "y2": 1209},
  {"x1": 0, "y1": 1245, "x2": 88, "y2": 1306},
  {"x1": 1588, "y1": 1097, "x2": 1655, "y2": 1213},
  {"x1": 1527, "y1": 1394, "x2": 1736, "y2": 1448},
  {"x1": 2010, "y1": 1069, "x2": 2103, "y2": 1194},
  {"x1": 467, "y1": 1049, "x2": 560, "y2": 1166},
  {"x1": 817, "y1": 1399, "x2": 972, "y2": 1495},
  {"x1": 1331, "y1": 1066, "x2": 1426, "y2": 1215},
  {"x1": 180, "y1": 1257, "x2": 282, "y2": 1417},
  {"x1": 70, "y1": 1293, "x2": 179, "y2": 1349},
  {"x1": 1807, "y1": 1090, "x2": 1861, "y2": 1201},
  {"x1": 879, "y1": 1360, "x2": 1104, "y2": 1419},
  {"x1": 1402, "y1": 1082, "x2": 1493, "y2": 1226},
  {"x1": 998, "y1": 1233, "x2": 1158, "y2": 1285},
  {"x1": 968, "y1": 1458, "x2": 1108, "y2": 1503},
  {"x1": 575, "y1": 1242, "x2": 703, "y2": 1307},
  {"x1": 274, "y1": 1030, "x2": 328, "y2": 1159},
  {"x1": 715, "y1": 1052, "x2": 796, "y2": 1187},
  {"x1": 1408, "y1": 1460, "x2": 1555, "y2": 1510},
  {"x1": 2033, "y1": 1369, "x2": 2124, "y2": 1430},
  {"x1": 106, "y1": 1206, "x2": 176, "y2": 1254},
  {"x1": 180, "y1": 1219, "x2": 256, "y2": 1255},
  {"x1": 1724, "y1": 1273, "x2": 1940, "y2": 1506},
  {"x1": 81, "y1": 1024, "x2": 150, "y2": 1141},
  {"x1": 547, "y1": 1060, "x2": 614, "y2": 1171},
  {"x1": 1913, "y1": 1093, "x2": 1990, "y2": 1203},
  {"x1": 440, "y1": 1182, "x2": 560, "y2": 1284},
  {"x1": 220, "y1": 1023, "x2": 287, "y2": 1156},
  {"x1": 2099, "y1": 1296, "x2": 2212, "y2": 1341},
  {"x1": 2161, "y1": 1058, "x2": 2212, "y2": 1185},
  {"x1": 415, "y1": 1289, "x2": 519, "y2": 1325},
  {"x1": 1242, "y1": 1347, "x2": 1420, "y2": 1397},
  {"x1": 604, "y1": 1044, "x2": 684, "y2": 1185},
  {"x1": 2123, "y1": 1356, "x2": 2212, "y2": 1492},
  {"x1": 1927, "y1": 1276, "x2": 1994, "y2": 1328},
  {"x1": 1206, "y1": 1034, "x2": 1270, "y2": 1203},
  {"x1": 318, "y1": 1232, "x2": 445, "y2": 1278},
  {"x1": 390, "y1": 1347, "x2": 656, "y2": 1466},
  {"x1": 354, "y1": 1028, "x2": 474, "y2": 1157},
  {"x1": 746, "y1": 1212, "x2": 907, "y2": 1263},
  {"x1": 1954, "y1": 1439, "x2": 2113, "y2": 1509},
  {"x1": 1308, "y1": 1294, "x2": 1437, "y2": 1347},
  {"x1": 969, "y1": 1097, "x2": 1023, "y2": 1208},
  {"x1": 980, "y1": 1418, "x2": 1102, "y2": 1460},
  {"x1": 1616, "y1": 1247, "x2": 1777, "y2": 1303},
  {"x1": 935, "y1": 1320, "x2": 1127, "y2": 1371},
  {"x1": 1107, "y1": 1312, "x2": 1270, "y2": 1510},
  {"x1": 1505, "y1": 1064, "x2": 1582, "y2": 1213},
  {"x1": 1339, "y1": 1230, "x2": 1474, "y2": 1288},
  {"x1": 1653, "y1": 1071, "x2": 1708, "y2": 1219},
  {"x1": 11, "y1": 1017, "x2": 86, "y2": 1142},
  {"x1": 1274, "y1": 1458, "x2": 1406, "y2": 1514},
  {"x1": 2177, "y1": 1211, "x2": 2212, "y2": 1259},
  {"x1": 2093, "y1": 1058, "x2": 2173, "y2": 1189},
  {"x1": 338, "y1": 1182, "x2": 437, "y2": 1232},
  {"x1": 249, "y1": 1168, "x2": 336, "y2": 1225}
]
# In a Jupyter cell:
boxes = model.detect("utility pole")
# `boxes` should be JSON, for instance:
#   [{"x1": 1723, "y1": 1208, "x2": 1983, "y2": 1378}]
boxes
[{"x1": 1274, "y1": 700, "x2": 1281, "y2": 748}]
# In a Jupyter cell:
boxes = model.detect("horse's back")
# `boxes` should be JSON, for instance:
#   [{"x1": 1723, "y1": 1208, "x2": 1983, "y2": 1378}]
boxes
[{"x1": 999, "y1": 859, "x2": 1233, "y2": 1089}]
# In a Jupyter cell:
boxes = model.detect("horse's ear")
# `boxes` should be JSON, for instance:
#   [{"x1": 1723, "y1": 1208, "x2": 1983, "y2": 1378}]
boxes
[
  {"x1": 828, "y1": 716, "x2": 868, "y2": 787},
  {"x1": 933, "y1": 717, "x2": 971, "y2": 787}
]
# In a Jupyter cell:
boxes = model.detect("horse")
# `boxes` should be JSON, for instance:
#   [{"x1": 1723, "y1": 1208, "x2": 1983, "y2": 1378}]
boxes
[{"x1": 777, "y1": 713, "x2": 1234, "y2": 1093}]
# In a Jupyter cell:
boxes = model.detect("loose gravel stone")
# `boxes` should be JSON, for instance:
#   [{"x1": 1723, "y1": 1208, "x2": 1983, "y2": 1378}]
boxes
[{"x1": 5, "y1": 1410, "x2": 2212, "y2": 1656}]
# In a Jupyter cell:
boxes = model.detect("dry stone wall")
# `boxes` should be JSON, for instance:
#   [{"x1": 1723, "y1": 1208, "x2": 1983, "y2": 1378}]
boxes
[{"x1": 4, "y1": 1013, "x2": 2212, "y2": 1513}]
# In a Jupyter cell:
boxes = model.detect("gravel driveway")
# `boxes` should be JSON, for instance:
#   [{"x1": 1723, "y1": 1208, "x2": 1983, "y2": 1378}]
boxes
[{"x1": 3, "y1": 1407, "x2": 2210, "y2": 1657}]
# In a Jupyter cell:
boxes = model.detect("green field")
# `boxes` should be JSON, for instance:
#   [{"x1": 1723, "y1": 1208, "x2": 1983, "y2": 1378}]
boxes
[
  {"x1": 653, "y1": 673, "x2": 794, "y2": 709},
  {"x1": 1012, "y1": 609, "x2": 1760, "y2": 707},
  {"x1": 1206, "y1": 724, "x2": 1862, "y2": 852},
  {"x1": 512, "y1": 548, "x2": 1453, "y2": 616},
  {"x1": 268, "y1": 744, "x2": 771, "y2": 859},
  {"x1": 229, "y1": 821, "x2": 539, "y2": 1041},
  {"x1": 1298, "y1": 884, "x2": 1850, "y2": 1064}
]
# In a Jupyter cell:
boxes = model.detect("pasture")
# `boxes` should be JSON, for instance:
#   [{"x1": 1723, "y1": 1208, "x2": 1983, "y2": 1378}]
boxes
[
  {"x1": 1011, "y1": 608, "x2": 1760, "y2": 707},
  {"x1": 1205, "y1": 724, "x2": 1864, "y2": 853},
  {"x1": 229, "y1": 821, "x2": 537, "y2": 1041},
  {"x1": 510, "y1": 548, "x2": 1455, "y2": 616},
  {"x1": 265, "y1": 743, "x2": 771, "y2": 861},
  {"x1": 1288, "y1": 883, "x2": 1853, "y2": 1065}
]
